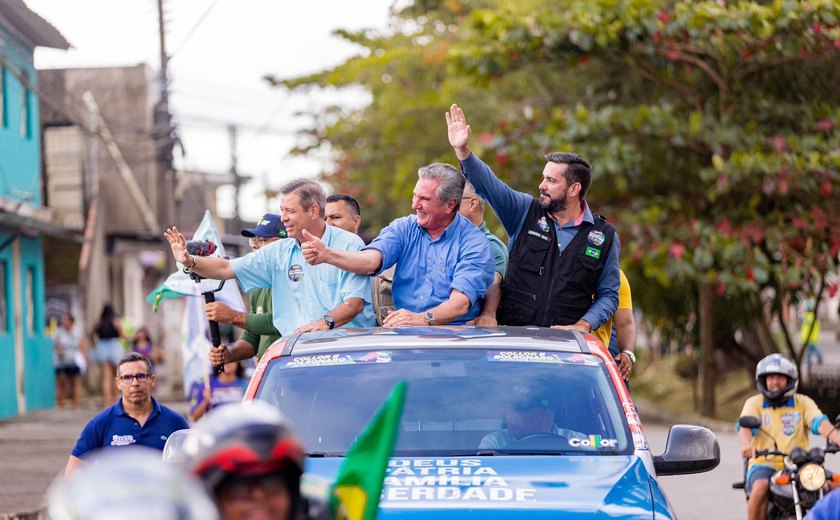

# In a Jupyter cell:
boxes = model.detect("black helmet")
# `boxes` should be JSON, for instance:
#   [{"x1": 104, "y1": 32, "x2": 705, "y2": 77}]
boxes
[
  {"x1": 183, "y1": 401, "x2": 304, "y2": 513},
  {"x1": 756, "y1": 353, "x2": 798, "y2": 405},
  {"x1": 46, "y1": 446, "x2": 219, "y2": 520}
]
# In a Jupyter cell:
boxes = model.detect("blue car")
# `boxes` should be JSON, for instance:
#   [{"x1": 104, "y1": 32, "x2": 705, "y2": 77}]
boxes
[{"x1": 240, "y1": 327, "x2": 718, "y2": 518}]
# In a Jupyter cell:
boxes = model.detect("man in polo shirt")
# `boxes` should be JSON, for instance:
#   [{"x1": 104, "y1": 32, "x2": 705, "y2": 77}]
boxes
[
  {"x1": 202, "y1": 213, "x2": 285, "y2": 361},
  {"x1": 301, "y1": 163, "x2": 494, "y2": 326},
  {"x1": 164, "y1": 178, "x2": 374, "y2": 367},
  {"x1": 64, "y1": 353, "x2": 188, "y2": 475}
]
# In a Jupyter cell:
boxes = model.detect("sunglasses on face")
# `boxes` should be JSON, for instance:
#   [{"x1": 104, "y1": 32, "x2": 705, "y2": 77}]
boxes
[{"x1": 118, "y1": 373, "x2": 151, "y2": 384}]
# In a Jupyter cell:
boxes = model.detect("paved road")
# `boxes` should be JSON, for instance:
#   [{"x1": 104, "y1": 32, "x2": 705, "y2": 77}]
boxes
[
  {"x1": 645, "y1": 422, "x2": 840, "y2": 520},
  {"x1": 0, "y1": 395, "x2": 190, "y2": 519}
]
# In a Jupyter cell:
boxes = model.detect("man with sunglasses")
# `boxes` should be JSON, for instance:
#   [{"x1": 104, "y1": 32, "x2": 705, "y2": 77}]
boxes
[
  {"x1": 64, "y1": 352, "x2": 188, "y2": 475},
  {"x1": 203, "y1": 213, "x2": 285, "y2": 361}
]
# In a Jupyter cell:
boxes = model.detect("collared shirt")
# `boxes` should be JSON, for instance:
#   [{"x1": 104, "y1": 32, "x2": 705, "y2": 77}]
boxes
[
  {"x1": 460, "y1": 153, "x2": 620, "y2": 329},
  {"x1": 71, "y1": 397, "x2": 189, "y2": 458},
  {"x1": 738, "y1": 393, "x2": 828, "y2": 470},
  {"x1": 365, "y1": 214, "x2": 494, "y2": 324},
  {"x1": 231, "y1": 225, "x2": 375, "y2": 336},
  {"x1": 480, "y1": 222, "x2": 509, "y2": 278}
]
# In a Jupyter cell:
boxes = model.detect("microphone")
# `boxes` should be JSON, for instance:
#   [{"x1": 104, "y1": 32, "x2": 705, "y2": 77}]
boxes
[{"x1": 186, "y1": 240, "x2": 217, "y2": 257}]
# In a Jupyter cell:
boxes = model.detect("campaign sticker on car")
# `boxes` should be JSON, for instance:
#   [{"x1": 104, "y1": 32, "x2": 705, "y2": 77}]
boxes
[
  {"x1": 383, "y1": 458, "x2": 538, "y2": 503},
  {"x1": 281, "y1": 351, "x2": 393, "y2": 369},
  {"x1": 488, "y1": 351, "x2": 566, "y2": 363}
]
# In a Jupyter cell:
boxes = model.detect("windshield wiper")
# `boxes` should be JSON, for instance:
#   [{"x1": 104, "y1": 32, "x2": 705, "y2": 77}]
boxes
[{"x1": 475, "y1": 450, "x2": 500, "y2": 456}]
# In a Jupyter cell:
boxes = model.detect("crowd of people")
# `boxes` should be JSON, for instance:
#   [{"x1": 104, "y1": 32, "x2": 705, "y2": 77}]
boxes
[{"x1": 56, "y1": 103, "x2": 840, "y2": 519}]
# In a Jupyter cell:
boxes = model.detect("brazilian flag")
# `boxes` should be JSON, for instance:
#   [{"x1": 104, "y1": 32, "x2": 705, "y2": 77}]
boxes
[{"x1": 331, "y1": 381, "x2": 407, "y2": 520}]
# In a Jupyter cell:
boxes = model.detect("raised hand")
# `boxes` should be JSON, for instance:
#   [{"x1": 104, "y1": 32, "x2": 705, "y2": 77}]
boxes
[
  {"x1": 164, "y1": 227, "x2": 190, "y2": 265},
  {"x1": 446, "y1": 103, "x2": 472, "y2": 160},
  {"x1": 301, "y1": 229, "x2": 328, "y2": 265}
]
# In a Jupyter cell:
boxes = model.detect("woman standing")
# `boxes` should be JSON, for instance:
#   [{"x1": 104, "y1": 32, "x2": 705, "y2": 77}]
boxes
[
  {"x1": 90, "y1": 303, "x2": 125, "y2": 406},
  {"x1": 53, "y1": 313, "x2": 87, "y2": 408},
  {"x1": 188, "y1": 361, "x2": 249, "y2": 421},
  {"x1": 131, "y1": 327, "x2": 163, "y2": 368}
]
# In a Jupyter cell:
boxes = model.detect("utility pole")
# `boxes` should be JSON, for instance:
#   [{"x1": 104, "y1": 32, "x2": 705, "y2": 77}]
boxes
[
  {"x1": 228, "y1": 124, "x2": 242, "y2": 234},
  {"x1": 155, "y1": 0, "x2": 176, "y2": 231}
]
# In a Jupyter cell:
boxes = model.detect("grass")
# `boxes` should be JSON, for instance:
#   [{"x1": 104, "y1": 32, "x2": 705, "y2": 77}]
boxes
[{"x1": 631, "y1": 351, "x2": 756, "y2": 423}]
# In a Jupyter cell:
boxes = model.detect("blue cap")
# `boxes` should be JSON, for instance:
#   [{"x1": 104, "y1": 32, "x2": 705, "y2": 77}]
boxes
[{"x1": 240, "y1": 213, "x2": 287, "y2": 238}]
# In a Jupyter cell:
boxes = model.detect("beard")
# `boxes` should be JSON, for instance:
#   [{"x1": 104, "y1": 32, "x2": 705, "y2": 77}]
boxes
[{"x1": 540, "y1": 191, "x2": 567, "y2": 213}]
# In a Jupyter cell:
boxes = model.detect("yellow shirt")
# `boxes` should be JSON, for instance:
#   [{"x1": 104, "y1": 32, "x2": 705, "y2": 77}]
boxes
[
  {"x1": 592, "y1": 270, "x2": 632, "y2": 350},
  {"x1": 740, "y1": 393, "x2": 826, "y2": 470}
]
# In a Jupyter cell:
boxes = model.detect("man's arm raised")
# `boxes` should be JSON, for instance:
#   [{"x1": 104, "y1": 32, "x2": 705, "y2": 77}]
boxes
[
  {"x1": 300, "y1": 229, "x2": 382, "y2": 274},
  {"x1": 164, "y1": 227, "x2": 235, "y2": 280}
]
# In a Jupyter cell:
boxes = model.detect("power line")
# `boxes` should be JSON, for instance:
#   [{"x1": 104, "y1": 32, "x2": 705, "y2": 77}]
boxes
[{"x1": 168, "y1": 0, "x2": 222, "y2": 59}]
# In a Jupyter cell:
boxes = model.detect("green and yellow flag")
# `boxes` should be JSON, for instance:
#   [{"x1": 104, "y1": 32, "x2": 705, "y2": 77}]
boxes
[{"x1": 330, "y1": 381, "x2": 407, "y2": 520}]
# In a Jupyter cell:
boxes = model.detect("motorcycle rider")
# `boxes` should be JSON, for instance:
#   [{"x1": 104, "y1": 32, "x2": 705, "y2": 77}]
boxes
[
  {"x1": 182, "y1": 401, "x2": 327, "y2": 520},
  {"x1": 738, "y1": 354, "x2": 840, "y2": 520}
]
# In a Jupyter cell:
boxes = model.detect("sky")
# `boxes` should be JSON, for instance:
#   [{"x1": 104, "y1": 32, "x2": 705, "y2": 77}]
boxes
[{"x1": 26, "y1": 0, "x2": 394, "y2": 222}]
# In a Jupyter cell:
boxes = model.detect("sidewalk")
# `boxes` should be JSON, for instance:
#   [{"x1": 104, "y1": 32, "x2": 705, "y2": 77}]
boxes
[{"x1": 0, "y1": 393, "x2": 189, "y2": 520}]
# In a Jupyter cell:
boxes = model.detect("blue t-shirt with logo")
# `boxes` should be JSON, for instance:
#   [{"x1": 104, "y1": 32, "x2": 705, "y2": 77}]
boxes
[{"x1": 71, "y1": 398, "x2": 189, "y2": 458}]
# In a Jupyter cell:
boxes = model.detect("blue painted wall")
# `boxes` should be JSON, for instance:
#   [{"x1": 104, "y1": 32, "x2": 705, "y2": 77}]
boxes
[
  {"x1": 0, "y1": 24, "x2": 41, "y2": 204},
  {"x1": 0, "y1": 23, "x2": 53, "y2": 418},
  {"x1": 0, "y1": 244, "x2": 17, "y2": 418}
]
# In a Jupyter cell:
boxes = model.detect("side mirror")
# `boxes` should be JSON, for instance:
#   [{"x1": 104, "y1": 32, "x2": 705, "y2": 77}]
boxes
[
  {"x1": 738, "y1": 416, "x2": 761, "y2": 430},
  {"x1": 653, "y1": 424, "x2": 720, "y2": 476}
]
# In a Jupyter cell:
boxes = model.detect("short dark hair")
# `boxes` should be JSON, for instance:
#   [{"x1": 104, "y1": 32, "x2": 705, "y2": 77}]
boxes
[
  {"x1": 118, "y1": 352, "x2": 153, "y2": 375},
  {"x1": 544, "y1": 152, "x2": 592, "y2": 199},
  {"x1": 326, "y1": 193, "x2": 361, "y2": 217}
]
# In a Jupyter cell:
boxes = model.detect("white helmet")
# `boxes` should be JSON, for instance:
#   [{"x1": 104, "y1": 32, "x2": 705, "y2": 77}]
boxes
[
  {"x1": 46, "y1": 446, "x2": 219, "y2": 520},
  {"x1": 755, "y1": 353, "x2": 798, "y2": 405}
]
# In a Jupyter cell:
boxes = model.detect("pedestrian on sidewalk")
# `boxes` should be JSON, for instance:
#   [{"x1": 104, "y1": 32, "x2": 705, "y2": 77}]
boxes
[
  {"x1": 801, "y1": 299, "x2": 823, "y2": 368},
  {"x1": 53, "y1": 312, "x2": 87, "y2": 408},
  {"x1": 90, "y1": 303, "x2": 126, "y2": 406},
  {"x1": 64, "y1": 352, "x2": 188, "y2": 476}
]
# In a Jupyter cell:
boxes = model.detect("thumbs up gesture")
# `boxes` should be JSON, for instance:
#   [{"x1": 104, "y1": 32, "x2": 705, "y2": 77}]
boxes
[{"x1": 301, "y1": 229, "x2": 328, "y2": 265}]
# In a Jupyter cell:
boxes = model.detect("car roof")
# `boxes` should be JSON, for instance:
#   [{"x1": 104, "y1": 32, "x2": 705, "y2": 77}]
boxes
[{"x1": 283, "y1": 326, "x2": 592, "y2": 356}]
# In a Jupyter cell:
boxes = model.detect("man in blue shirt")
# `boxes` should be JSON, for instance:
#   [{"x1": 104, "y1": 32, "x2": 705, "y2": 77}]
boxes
[
  {"x1": 301, "y1": 163, "x2": 494, "y2": 326},
  {"x1": 446, "y1": 104, "x2": 619, "y2": 333},
  {"x1": 64, "y1": 353, "x2": 188, "y2": 475}
]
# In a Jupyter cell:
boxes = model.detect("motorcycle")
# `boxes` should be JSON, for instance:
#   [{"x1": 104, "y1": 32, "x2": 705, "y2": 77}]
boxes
[{"x1": 732, "y1": 415, "x2": 840, "y2": 519}]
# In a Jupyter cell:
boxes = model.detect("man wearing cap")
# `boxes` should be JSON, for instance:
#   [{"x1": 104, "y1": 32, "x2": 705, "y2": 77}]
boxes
[
  {"x1": 203, "y1": 213, "x2": 286, "y2": 361},
  {"x1": 478, "y1": 384, "x2": 585, "y2": 449}
]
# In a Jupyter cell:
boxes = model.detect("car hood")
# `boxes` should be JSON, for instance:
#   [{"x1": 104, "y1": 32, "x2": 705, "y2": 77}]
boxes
[{"x1": 305, "y1": 455, "x2": 656, "y2": 519}]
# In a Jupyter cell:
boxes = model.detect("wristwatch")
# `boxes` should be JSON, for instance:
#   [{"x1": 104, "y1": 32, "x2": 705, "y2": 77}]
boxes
[
  {"x1": 321, "y1": 315, "x2": 335, "y2": 329},
  {"x1": 424, "y1": 311, "x2": 436, "y2": 326},
  {"x1": 621, "y1": 351, "x2": 636, "y2": 365}
]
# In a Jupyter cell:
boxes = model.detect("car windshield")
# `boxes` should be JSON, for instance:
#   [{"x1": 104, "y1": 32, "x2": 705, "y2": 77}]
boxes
[{"x1": 255, "y1": 348, "x2": 631, "y2": 457}]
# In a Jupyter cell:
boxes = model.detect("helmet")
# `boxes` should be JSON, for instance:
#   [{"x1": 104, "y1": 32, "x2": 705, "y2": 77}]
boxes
[
  {"x1": 756, "y1": 353, "x2": 798, "y2": 405},
  {"x1": 46, "y1": 446, "x2": 218, "y2": 520},
  {"x1": 183, "y1": 401, "x2": 304, "y2": 511}
]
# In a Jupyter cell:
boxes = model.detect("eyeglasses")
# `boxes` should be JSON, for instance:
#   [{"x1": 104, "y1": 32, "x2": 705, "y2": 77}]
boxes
[
  {"x1": 248, "y1": 237, "x2": 270, "y2": 246},
  {"x1": 118, "y1": 373, "x2": 151, "y2": 384}
]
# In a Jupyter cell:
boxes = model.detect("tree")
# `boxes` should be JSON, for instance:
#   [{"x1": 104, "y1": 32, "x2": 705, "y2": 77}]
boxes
[{"x1": 273, "y1": 0, "x2": 840, "y2": 414}]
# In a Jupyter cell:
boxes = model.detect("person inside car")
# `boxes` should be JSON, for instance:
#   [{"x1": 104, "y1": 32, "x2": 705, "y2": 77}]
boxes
[
  {"x1": 478, "y1": 384, "x2": 585, "y2": 450},
  {"x1": 738, "y1": 354, "x2": 840, "y2": 520}
]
